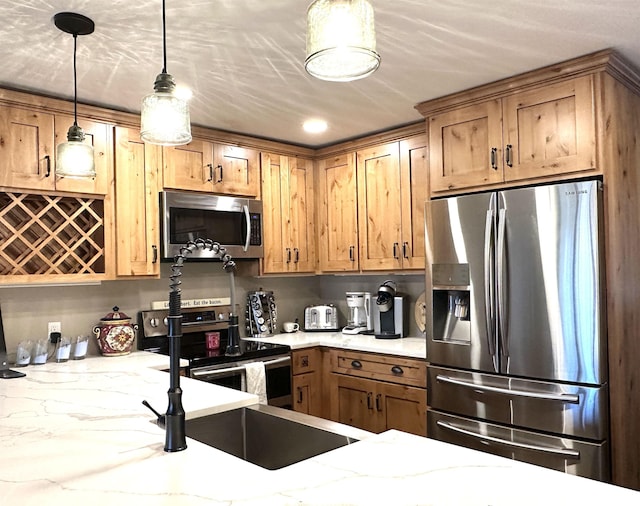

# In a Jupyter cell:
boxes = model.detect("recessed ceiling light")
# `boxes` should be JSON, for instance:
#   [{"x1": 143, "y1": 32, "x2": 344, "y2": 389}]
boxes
[{"x1": 303, "y1": 119, "x2": 328, "y2": 134}]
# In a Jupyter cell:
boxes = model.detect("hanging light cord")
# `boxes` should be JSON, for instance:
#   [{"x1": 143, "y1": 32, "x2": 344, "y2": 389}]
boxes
[
  {"x1": 72, "y1": 33, "x2": 78, "y2": 127},
  {"x1": 162, "y1": 0, "x2": 167, "y2": 73}
]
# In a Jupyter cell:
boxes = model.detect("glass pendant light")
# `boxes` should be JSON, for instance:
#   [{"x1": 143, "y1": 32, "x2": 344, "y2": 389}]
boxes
[
  {"x1": 305, "y1": 0, "x2": 380, "y2": 82},
  {"x1": 54, "y1": 12, "x2": 96, "y2": 180},
  {"x1": 140, "y1": 0, "x2": 192, "y2": 146}
]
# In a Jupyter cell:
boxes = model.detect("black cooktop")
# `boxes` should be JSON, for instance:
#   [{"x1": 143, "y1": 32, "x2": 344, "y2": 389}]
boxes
[{"x1": 152, "y1": 336, "x2": 290, "y2": 369}]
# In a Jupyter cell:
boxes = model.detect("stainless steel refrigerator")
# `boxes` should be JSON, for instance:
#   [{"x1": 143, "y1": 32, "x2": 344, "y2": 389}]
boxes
[{"x1": 425, "y1": 179, "x2": 609, "y2": 481}]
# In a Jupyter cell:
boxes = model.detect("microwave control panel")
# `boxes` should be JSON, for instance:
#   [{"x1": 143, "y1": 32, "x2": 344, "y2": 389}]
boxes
[{"x1": 246, "y1": 290, "x2": 277, "y2": 337}]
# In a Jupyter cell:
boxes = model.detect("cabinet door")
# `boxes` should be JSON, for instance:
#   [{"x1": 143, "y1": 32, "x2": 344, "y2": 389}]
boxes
[
  {"x1": 163, "y1": 138, "x2": 213, "y2": 192},
  {"x1": 357, "y1": 142, "x2": 402, "y2": 271},
  {"x1": 54, "y1": 114, "x2": 111, "y2": 195},
  {"x1": 114, "y1": 126, "x2": 161, "y2": 277},
  {"x1": 399, "y1": 136, "x2": 428, "y2": 270},
  {"x1": 330, "y1": 374, "x2": 382, "y2": 433},
  {"x1": 0, "y1": 105, "x2": 55, "y2": 191},
  {"x1": 317, "y1": 153, "x2": 359, "y2": 271},
  {"x1": 503, "y1": 76, "x2": 597, "y2": 181},
  {"x1": 288, "y1": 156, "x2": 316, "y2": 272},
  {"x1": 428, "y1": 99, "x2": 504, "y2": 193},
  {"x1": 261, "y1": 152, "x2": 288, "y2": 273},
  {"x1": 213, "y1": 144, "x2": 259, "y2": 197},
  {"x1": 292, "y1": 372, "x2": 322, "y2": 417},
  {"x1": 378, "y1": 382, "x2": 427, "y2": 437}
]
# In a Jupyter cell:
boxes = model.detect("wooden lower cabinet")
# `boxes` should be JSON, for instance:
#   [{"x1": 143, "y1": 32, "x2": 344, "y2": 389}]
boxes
[
  {"x1": 291, "y1": 348, "x2": 323, "y2": 417},
  {"x1": 327, "y1": 349, "x2": 427, "y2": 437},
  {"x1": 330, "y1": 373, "x2": 426, "y2": 436}
]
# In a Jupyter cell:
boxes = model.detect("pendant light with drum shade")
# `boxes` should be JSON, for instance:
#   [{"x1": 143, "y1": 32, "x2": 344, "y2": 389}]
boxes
[
  {"x1": 305, "y1": 0, "x2": 380, "y2": 82},
  {"x1": 54, "y1": 12, "x2": 96, "y2": 180},
  {"x1": 140, "y1": 0, "x2": 192, "y2": 146}
]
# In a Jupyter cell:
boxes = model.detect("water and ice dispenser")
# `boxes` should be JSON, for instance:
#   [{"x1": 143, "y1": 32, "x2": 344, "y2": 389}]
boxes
[{"x1": 431, "y1": 264, "x2": 471, "y2": 343}]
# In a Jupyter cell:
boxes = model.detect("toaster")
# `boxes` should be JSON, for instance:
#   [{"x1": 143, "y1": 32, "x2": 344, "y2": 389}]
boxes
[{"x1": 304, "y1": 304, "x2": 339, "y2": 331}]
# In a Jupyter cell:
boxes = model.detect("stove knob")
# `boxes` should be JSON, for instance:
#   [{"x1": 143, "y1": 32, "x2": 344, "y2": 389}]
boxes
[
  {"x1": 260, "y1": 324, "x2": 267, "y2": 332},
  {"x1": 218, "y1": 313, "x2": 226, "y2": 320},
  {"x1": 163, "y1": 317, "x2": 168, "y2": 327},
  {"x1": 149, "y1": 318, "x2": 160, "y2": 327},
  {"x1": 254, "y1": 309, "x2": 262, "y2": 317},
  {"x1": 257, "y1": 317, "x2": 265, "y2": 324}
]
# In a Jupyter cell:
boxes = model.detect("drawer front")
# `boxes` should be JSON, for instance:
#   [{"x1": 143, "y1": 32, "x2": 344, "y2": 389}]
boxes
[
  {"x1": 292, "y1": 348, "x2": 321, "y2": 375},
  {"x1": 331, "y1": 349, "x2": 426, "y2": 388}
]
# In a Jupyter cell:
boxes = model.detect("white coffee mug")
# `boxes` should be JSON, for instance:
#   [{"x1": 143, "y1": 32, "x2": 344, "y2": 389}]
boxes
[{"x1": 283, "y1": 322, "x2": 299, "y2": 333}]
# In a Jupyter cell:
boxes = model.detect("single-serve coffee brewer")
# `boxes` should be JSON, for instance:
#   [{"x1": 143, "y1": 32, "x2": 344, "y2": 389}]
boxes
[
  {"x1": 373, "y1": 280, "x2": 408, "y2": 339},
  {"x1": 342, "y1": 292, "x2": 373, "y2": 335}
]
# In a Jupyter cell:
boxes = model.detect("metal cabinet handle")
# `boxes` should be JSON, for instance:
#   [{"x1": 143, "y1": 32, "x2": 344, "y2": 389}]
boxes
[
  {"x1": 350, "y1": 360, "x2": 362, "y2": 369},
  {"x1": 297, "y1": 387, "x2": 303, "y2": 404},
  {"x1": 393, "y1": 242, "x2": 399, "y2": 259},
  {"x1": 349, "y1": 245, "x2": 355, "y2": 262},
  {"x1": 44, "y1": 155, "x2": 51, "y2": 177},
  {"x1": 490, "y1": 147, "x2": 498, "y2": 170},
  {"x1": 206, "y1": 163, "x2": 213, "y2": 182},
  {"x1": 286, "y1": 248, "x2": 291, "y2": 263},
  {"x1": 391, "y1": 365, "x2": 403, "y2": 375},
  {"x1": 505, "y1": 144, "x2": 513, "y2": 167},
  {"x1": 294, "y1": 248, "x2": 299, "y2": 263},
  {"x1": 367, "y1": 392, "x2": 373, "y2": 410},
  {"x1": 402, "y1": 242, "x2": 409, "y2": 259},
  {"x1": 152, "y1": 245, "x2": 158, "y2": 264},
  {"x1": 216, "y1": 164, "x2": 224, "y2": 182},
  {"x1": 376, "y1": 394, "x2": 382, "y2": 412}
]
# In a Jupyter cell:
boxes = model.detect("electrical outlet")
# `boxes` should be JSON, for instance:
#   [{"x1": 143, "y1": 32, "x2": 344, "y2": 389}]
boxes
[{"x1": 48, "y1": 321, "x2": 61, "y2": 338}]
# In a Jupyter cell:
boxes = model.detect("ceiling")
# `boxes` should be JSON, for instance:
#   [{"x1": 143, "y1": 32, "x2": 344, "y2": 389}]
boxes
[{"x1": 3, "y1": 1, "x2": 640, "y2": 148}]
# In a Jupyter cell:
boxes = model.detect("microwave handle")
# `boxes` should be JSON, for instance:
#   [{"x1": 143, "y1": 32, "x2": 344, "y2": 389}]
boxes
[{"x1": 243, "y1": 205, "x2": 251, "y2": 252}]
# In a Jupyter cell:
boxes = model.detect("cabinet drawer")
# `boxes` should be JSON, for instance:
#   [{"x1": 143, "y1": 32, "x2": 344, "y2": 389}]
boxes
[
  {"x1": 330, "y1": 349, "x2": 426, "y2": 388},
  {"x1": 291, "y1": 348, "x2": 321, "y2": 375}
]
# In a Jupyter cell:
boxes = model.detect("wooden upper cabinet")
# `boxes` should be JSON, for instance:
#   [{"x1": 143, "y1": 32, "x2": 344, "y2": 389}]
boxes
[
  {"x1": 114, "y1": 126, "x2": 161, "y2": 277},
  {"x1": 357, "y1": 137, "x2": 427, "y2": 271},
  {"x1": 503, "y1": 77, "x2": 596, "y2": 181},
  {"x1": 54, "y1": 114, "x2": 111, "y2": 195},
  {"x1": 163, "y1": 139, "x2": 259, "y2": 197},
  {"x1": 213, "y1": 144, "x2": 259, "y2": 197},
  {"x1": 427, "y1": 75, "x2": 597, "y2": 194},
  {"x1": 400, "y1": 136, "x2": 428, "y2": 270},
  {"x1": 357, "y1": 142, "x2": 403, "y2": 271},
  {"x1": 317, "y1": 153, "x2": 359, "y2": 272},
  {"x1": 163, "y1": 138, "x2": 214, "y2": 192},
  {"x1": 0, "y1": 105, "x2": 55, "y2": 191},
  {"x1": 261, "y1": 153, "x2": 315, "y2": 274}
]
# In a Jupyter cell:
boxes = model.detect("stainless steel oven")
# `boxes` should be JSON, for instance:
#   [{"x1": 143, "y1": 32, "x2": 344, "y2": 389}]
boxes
[
  {"x1": 190, "y1": 354, "x2": 292, "y2": 408},
  {"x1": 138, "y1": 304, "x2": 292, "y2": 408}
]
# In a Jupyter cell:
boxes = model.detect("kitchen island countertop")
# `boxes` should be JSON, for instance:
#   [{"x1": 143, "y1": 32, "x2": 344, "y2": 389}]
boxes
[
  {"x1": 1, "y1": 351, "x2": 638, "y2": 505},
  {"x1": 245, "y1": 331, "x2": 427, "y2": 359}
]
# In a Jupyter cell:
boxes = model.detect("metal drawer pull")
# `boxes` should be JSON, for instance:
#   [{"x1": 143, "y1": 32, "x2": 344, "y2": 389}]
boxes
[
  {"x1": 367, "y1": 392, "x2": 373, "y2": 410},
  {"x1": 351, "y1": 360, "x2": 362, "y2": 369},
  {"x1": 376, "y1": 393, "x2": 382, "y2": 412},
  {"x1": 297, "y1": 387, "x2": 303, "y2": 404},
  {"x1": 436, "y1": 421, "x2": 580, "y2": 458},
  {"x1": 391, "y1": 365, "x2": 404, "y2": 375},
  {"x1": 505, "y1": 144, "x2": 513, "y2": 167},
  {"x1": 490, "y1": 147, "x2": 498, "y2": 170},
  {"x1": 436, "y1": 375, "x2": 579, "y2": 404},
  {"x1": 206, "y1": 163, "x2": 213, "y2": 182}
]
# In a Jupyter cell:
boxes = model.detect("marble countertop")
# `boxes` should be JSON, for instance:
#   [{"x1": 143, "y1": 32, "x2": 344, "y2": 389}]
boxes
[
  {"x1": 1, "y1": 351, "x2": 639, "y2": 505},
  {"x1": 245, "y1": 332, "x2": 427, "y2": 359}
]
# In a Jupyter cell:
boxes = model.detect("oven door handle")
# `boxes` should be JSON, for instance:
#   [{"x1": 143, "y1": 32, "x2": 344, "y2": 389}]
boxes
[
  {"x1": 191, "y1": 364, "x2": 247, "y2": 378},
  {"x1": 263, "y1": 356, "x2": 291, "y2": 368}
]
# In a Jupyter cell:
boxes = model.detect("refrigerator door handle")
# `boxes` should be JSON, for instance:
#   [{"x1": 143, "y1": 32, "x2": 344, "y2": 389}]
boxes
[
  {"x1": 436, "y1": 374, "x2": 580, "y2": 403},
  {"x1": 484, "y1": 205, "x2": 497, "y2": 371},
  {"x1": 436, "y1": 421, "x2": 581, "y2": 458},
  {"x1": 496, "y1": 207, "x2": 508, "y2": 357}
]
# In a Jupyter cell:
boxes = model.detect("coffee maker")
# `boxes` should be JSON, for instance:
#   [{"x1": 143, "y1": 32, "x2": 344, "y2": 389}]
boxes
[
  {"x1": 373, "y1": 280, "x2": 408, "y2": 339},
  {"x1": 342, "y1": 292, "x2": 373, "y2": 335}
]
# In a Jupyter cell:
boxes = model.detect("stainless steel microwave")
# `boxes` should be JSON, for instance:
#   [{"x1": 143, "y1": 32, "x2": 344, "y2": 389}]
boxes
[{"x1": 160, "y1": 191, "x2": 263, "y2": 261}]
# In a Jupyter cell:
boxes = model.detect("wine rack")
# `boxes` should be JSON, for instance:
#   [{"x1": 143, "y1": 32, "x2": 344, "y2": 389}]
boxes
[{"x1": 0, "y1": 192, "x2": 105, "y2": 277}]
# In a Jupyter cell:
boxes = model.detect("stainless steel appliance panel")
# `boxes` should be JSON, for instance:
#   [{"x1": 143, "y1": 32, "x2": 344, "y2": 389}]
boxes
[
  {"x1": 427, "y1": 410, "x2": 610, "y2": 481},
  {"x1": 428, "y1": 365, "x2": 608, "y2": 440},
  {"x1": 425, "y1": 192, "x2": 497, "y2": 373},
  {"x1": 499, "y1": 181, "x2": 606, "y2": 384}
]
